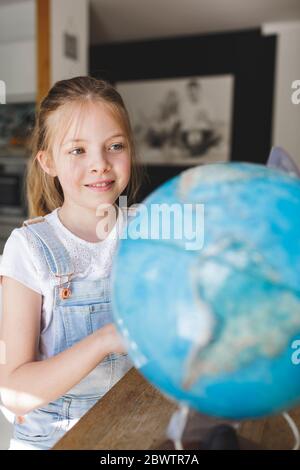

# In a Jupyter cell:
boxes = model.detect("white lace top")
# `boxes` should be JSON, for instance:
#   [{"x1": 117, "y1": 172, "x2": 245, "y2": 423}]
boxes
[{"x1": 0, "y1": 207, "x2": 127, "y2": 359}]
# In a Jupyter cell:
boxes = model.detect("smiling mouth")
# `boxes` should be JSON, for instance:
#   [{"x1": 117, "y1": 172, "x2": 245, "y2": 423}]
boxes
[
  {"x1": 84, "y1": 181, "x2": 115, "y2": 188},
  {"x1": 84, "y1": 181, "x2": 115, "y2": 193}
]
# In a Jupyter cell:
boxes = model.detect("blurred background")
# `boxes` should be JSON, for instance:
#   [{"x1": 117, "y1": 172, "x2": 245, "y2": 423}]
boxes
[{"x1": 0, "y1": 0, "x2": 300, "y2": 449}]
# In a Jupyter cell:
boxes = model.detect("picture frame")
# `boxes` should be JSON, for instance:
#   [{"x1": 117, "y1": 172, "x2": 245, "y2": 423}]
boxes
[{"x1": 116, "y1": 74, "x2": 234, "y2": 166}]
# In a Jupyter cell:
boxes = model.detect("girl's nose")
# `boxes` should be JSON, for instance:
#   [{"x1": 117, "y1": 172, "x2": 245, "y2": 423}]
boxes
[{"x1": 89, "y1": 152, "x2": 112, "y2": 174}]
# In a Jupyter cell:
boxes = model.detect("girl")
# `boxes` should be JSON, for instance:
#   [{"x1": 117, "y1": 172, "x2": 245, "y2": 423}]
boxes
[{"x1": 0, "y1": 76, "x2": 141, "y2": 450}]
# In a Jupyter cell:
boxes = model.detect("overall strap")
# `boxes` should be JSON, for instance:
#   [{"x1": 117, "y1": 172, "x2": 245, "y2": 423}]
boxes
[{"x1": 23, "y1": 216, "x2": 74, "y2": 279}]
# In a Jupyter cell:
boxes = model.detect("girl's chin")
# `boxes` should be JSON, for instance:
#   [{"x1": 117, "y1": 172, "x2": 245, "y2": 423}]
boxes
[{"x1": 84, "y1": 197, "x2": 118, "y2": 211}]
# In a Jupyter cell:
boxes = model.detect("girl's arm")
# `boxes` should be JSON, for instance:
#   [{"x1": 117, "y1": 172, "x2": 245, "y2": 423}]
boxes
[{"x1": 0, "y1": 276, "x2": 126, "y2": 416}]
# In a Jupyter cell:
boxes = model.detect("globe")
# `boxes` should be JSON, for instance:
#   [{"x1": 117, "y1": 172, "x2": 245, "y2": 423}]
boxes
[{"x1": 111, "y1": 162, "x2": 300, "y2": 420}]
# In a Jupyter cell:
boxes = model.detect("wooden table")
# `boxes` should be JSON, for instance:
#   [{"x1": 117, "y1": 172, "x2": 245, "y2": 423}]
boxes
[{"x1": 53, "y1": 367, "x2": 300, "y2": 450}]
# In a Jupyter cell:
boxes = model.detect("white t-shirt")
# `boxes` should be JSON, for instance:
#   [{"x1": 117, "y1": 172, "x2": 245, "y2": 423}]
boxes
[{"x1": 0, "y1": 207, "x2": 127, "y2": 359}]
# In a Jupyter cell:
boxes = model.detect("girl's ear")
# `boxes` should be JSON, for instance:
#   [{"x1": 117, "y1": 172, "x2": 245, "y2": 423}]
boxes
[{"x1": 36, "y1": 151, "x2": 57, "y2": 177}]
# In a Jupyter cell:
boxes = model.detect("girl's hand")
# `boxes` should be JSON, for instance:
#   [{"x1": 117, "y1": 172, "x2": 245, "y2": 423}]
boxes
[{"x1": 100, "y1": 323, "x2": 128, "y2": 355}]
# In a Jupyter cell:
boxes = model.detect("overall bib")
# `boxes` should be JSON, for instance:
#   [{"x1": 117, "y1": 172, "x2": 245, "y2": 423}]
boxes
[{"x1": 10, "y1": 216, "x2": 132, "y2": 450}]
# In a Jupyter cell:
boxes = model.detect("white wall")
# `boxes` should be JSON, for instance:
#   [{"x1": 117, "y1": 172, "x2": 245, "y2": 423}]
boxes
[
  {"x1": 0, "y1": 0, "x2": 89, "y2": 102},
  {"x1": 263, "y1": 22, "x2": 300, "y2": 165},
  {"x1": 51, "y1": 0, "x2": 89, "y2": 85},
  {"x1": 0, "y1": 0, "x2": 35, "y2": 43},
  {"x1": 0, "y1": 0, "x2": 36, "y2": 102}
]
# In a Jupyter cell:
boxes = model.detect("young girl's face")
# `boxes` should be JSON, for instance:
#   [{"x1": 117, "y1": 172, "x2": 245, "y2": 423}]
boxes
[{"x1": 51, "y1": 101, "x2": 131, "y2": 211}]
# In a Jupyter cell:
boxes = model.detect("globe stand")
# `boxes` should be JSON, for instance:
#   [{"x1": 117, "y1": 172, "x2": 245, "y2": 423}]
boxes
[{"x1": 163, "y1": 406, "x2": 262, "y2": 450}]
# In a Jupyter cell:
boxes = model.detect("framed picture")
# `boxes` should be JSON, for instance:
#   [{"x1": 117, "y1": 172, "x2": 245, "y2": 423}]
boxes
[{"x1": 117, "y1": 74, "x2": 234, "y2": 166}]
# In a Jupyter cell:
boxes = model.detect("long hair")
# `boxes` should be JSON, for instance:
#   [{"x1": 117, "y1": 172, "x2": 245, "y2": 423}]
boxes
[{"x1": 27, "y1": 76, "x2": 142, "y2": 217}]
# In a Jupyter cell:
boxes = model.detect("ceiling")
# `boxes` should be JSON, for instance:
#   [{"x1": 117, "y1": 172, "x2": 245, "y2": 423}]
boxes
[
  {"x1": 1, "y1": 0, "x2": 299, "y2": 45},
  {"x1": 90, "y1": 0, "x2": 300, "y2": 44}
]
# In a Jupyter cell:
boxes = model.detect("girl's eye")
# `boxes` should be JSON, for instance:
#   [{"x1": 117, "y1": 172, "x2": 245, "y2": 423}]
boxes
[
  {"x1": 69, "y1": 147, "x2": 85, "y2": 156},
  {"x1": 109, "y1": 143, "x2": 125, "y2": 152}
]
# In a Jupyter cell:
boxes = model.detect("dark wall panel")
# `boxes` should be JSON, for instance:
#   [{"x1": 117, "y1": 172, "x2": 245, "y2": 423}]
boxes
[{"x1": 90, "y1": 29, "x2": 276, "y2": 201}]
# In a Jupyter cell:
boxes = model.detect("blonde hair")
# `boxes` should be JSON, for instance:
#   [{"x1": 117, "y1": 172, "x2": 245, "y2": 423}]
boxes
[{"x1": 27, "y1": 76, "x2": 142, "y2": 217}]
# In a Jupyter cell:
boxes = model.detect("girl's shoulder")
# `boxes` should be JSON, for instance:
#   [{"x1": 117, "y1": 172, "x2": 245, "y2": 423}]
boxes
[
  {"x1": 1, "y1": 209, "x2": 58, "y2": 270},
  {"x1": 0, "y1": 225, "x2": 43, "y2": 294},
  {"x1": 19, "y1": 208, "x2": 59, "y2": 242},
  {"x1": 4, "y1": 223, "x2": 36, "y2": 250},
  {"x1": 0, "y1": 208, "x2": 68, "y2": 293},
  {"x1": 3, "y1": 216, "x2": 46, "y2": 261},
  {"x1": 11, "y1": 214, "x2": 49, "y2": 247}
]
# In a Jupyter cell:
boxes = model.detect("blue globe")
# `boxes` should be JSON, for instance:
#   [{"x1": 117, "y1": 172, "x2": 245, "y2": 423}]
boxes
[{"x1": 111, "y1": 162, "x2": 300, "y2": 420}]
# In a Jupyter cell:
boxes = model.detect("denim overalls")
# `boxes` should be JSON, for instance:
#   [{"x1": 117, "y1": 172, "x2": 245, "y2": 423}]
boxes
[{"x1": 10, "y1": 216, "x2": 132, "y2": 450}]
